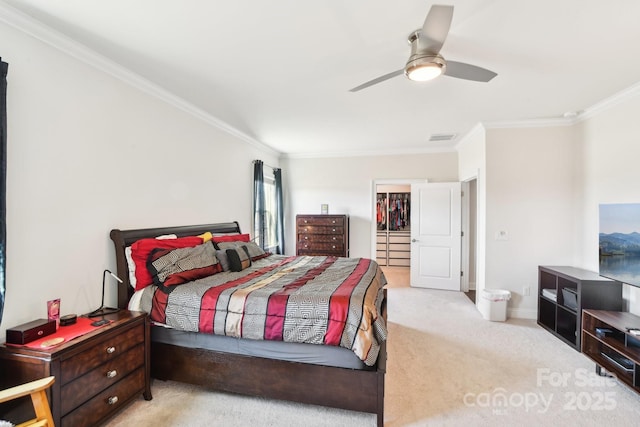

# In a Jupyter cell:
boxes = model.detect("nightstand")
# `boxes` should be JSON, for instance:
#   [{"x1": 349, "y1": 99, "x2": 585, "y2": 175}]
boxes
[{"x1": 0, "y1": 310, "x2": 151, "y2": 426}]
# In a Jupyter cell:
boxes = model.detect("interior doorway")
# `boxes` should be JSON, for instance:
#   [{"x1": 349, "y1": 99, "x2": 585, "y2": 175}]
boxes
[
  {"x1": 375, "y1": 183, "x2": 411, "y2": 268},
  {"x1": 462, "y1": 178, "x2": 478, "y2": 303},
  {"x1": 371, "y1": 178, "x2": 477, "y2": 296}
]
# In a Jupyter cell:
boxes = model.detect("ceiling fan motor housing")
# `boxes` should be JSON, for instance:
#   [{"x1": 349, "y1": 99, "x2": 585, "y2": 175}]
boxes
[{"x1": 404, "y1": 31, "x2": 446, "y2": 80}]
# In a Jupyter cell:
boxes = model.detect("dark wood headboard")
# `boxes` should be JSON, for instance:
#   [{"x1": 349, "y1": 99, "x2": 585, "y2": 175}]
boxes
[{"x1": 109, "y1": 221, "x2": 241, "y2": 309}]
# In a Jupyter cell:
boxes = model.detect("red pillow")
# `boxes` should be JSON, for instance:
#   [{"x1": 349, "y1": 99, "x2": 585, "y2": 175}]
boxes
[
  {"x1": 212, "y1": 233, "x2": 251, "y2": 243},
  {"x1": 131, "y1": 236, "x2": 203, "y2": 291}
]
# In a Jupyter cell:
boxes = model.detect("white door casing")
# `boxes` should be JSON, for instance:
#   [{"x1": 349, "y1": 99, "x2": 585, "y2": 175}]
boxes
[{"x1": 410, "y1": 182, "x2": 462, "y2": 291}]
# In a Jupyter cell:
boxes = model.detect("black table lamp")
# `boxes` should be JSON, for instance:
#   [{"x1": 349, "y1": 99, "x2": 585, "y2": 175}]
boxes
[{"x1": 88, "y1": 269, "x2": 123, "y2": 320}]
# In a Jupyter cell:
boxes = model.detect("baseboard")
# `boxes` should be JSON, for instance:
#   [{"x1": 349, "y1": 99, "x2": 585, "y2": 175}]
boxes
[{"x1": 507, "y1": 307, "x2": 537, "y2": 320}]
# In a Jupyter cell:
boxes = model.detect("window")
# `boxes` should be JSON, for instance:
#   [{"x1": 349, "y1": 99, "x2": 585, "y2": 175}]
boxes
[
  {"x1": 260, "y1": 173, "x2": 278, "y2": 252},
  {"x1": 253, "y1": 161, "x2": 284, "y2": 254}
]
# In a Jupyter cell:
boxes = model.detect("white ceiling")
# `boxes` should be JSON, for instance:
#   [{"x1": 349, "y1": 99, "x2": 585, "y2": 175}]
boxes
[{"x1": 3, "y1": 0, "x2": 640, "y2": 157}]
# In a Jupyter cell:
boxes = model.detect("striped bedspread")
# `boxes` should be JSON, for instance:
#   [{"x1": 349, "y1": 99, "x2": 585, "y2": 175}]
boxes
[{"x1": 142, "y1": 255, "x2": 387, "y2": 366}]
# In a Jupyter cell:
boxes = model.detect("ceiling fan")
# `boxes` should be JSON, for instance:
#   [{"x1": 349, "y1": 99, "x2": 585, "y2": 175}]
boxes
[{"x1": 350, "y1": 4, "x2": 497, "y2": 92}]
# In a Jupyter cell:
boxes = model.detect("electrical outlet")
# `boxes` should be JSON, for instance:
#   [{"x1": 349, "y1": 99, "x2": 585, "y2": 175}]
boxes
[{"x1": 523, "y1": 286, "x2": 531, "y2": 296}]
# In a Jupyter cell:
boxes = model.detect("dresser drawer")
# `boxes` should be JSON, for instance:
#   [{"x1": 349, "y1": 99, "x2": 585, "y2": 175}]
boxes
[
  {"x1": 60, "y1": 321, "x2": 144, "y2": 384},
  {"x1": 297, "y1": 242, "x2": 345, "y2": 255},
  {"x1": 61, "y1": 343, "x2": 144, "y2": 414},
  {"x1": 61, "y1": 367, "x2": 145, "y2": 427},
  {"x1": 298, "y1": 234, "x2": 343, "y2": 243},
  {"x1": 297, "y1": 216, "x2": 345, "y2": 227},
  {"x1": 298, "y1": 225, "x2": 345, "y2": 235}
]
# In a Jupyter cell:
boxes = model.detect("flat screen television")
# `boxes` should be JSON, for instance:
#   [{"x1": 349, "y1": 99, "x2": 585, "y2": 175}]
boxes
[{"x1": 599, "y1": 203, "x2": 640, "y2": 287}]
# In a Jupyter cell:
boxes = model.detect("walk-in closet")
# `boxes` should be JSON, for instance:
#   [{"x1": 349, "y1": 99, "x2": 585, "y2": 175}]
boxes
[{"x1": 375, "y1": 184, "x2": 411, "y2": 267}]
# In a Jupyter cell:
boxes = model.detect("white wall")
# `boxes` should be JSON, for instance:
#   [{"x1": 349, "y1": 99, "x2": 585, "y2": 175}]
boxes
[
  {"x1": 483, "y1": 125, "x2": 577, "y2": 318},
  {"x1": 282, "y1": 153, "x2": 458, "y2": 258},
  {"x1": 0, "y1": 22, "x2": 278, "y2": 338},
  {"x1": 576, "y1": 92, "x2": 640, "y2": 315}
]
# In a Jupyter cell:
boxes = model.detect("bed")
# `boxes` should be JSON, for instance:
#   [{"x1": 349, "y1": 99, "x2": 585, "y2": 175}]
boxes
[{"x1": 110, "y1": 222, "x2": 387, "y2": 426}]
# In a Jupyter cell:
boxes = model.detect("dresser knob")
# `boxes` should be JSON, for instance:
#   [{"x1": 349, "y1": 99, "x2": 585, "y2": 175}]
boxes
[
  {"x1": 304, "y1": 236, "x2": 308, "y2": 240},
  {"x1": 304, "y1": 220, "x2": 308, "y2": 223},
  {"x1": 106, "y1": 346, "x2": 116, "y2": 354},
  {"x1": 332, "y1": 228, "x2": 336, "y2": 232},
  {"x1": 108, "y1": 396, "x2": 119, "y2": 405},
  {"x1": 332, "y1": 220, "x2": 336, "y2": 224},
  {"x1": 107, "y1": 369, "x2": 117, "y2": 378},
  {"x1": 332, "y1": 245, "x2": 336, "y2": 249},
  {"x1": 332, "y1": 237, "x2": 336, "y2": 240}
]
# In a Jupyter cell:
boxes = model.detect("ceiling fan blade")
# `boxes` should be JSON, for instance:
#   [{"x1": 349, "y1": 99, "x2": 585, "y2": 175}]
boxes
[
  {"x1": 420, "y1": 5, "x2": 454, "y2": 54},
  {"x1": 444, "y1": 60, "x2": 497, "y2": 82},
  {"x1": 349, "y1": 69, "x2": 404, "y2": 92}
]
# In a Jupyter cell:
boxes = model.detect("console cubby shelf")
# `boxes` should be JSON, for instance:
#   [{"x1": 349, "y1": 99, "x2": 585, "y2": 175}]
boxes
[
  {"x1": 537, "y1": 266, "x2": 623, "y2": 351},
  {"x1": 582, "y1": 310, "x2": 640, "y2": 393}
]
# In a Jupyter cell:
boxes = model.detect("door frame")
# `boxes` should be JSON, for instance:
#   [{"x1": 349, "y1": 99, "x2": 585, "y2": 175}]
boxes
[
  {"x1": 370, "y1": 179, "x2": 427, "y2": 261},
  {"x1": 461, "y1": 180, "x2": 470, "y2": 293},
  {"x1": 460, "y1": 172, "x2": 480, "y2": 301}
]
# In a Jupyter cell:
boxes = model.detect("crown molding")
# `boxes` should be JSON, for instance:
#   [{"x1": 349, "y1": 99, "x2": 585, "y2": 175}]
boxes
[
  {"x1": 282, "y1": 144, "x2": 457, "y2": 159},
  {"x1": 0, "y1": 2, "x2": 280, "y2": 158},
  {"x1": 577, "y1": 81, "x2": 640, "y2": 122},
  {"x1": 483, "y1": 81, "x2": 640, "y2": 131},
  {"x1": 483, "y1": 116, "x2": 575, "y2": 129}
]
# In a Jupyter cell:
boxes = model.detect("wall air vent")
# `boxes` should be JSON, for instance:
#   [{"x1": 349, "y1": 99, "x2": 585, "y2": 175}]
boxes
[{"x1": 428, "y1": 133, "x2": 457, "y2": 142}]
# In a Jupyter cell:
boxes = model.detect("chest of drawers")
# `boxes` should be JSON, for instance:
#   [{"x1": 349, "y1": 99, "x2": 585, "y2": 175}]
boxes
[
  {"x1": 296, "y1": 214, "x2": 349, "y2": 257},
  {"x1": 0, "y1": 311, "x2": 151, "y2": 426}
]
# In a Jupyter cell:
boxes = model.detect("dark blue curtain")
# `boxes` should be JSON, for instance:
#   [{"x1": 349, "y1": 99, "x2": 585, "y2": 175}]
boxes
[
  {"x1": 274, "y1": 168, "x2": 284, "y2": 254},
  {"x1": 253, "y1": 160, "x2": 266, "y2": 250},
  {"x1": 0, "y1": 58, "x2": 7, "y2": 326}
]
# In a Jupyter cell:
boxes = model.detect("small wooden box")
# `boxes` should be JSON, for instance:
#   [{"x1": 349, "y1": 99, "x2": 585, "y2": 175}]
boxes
[{"x1": 6, "y1": 318, "x2": 56, "y2": 345}]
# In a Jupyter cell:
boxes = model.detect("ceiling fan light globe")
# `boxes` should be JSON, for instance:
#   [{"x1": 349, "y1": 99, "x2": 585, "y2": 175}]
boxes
[
  {"x1": 406, "y1": 63, "x2": 443, "y2": 81},
  {"x1": 404, "y1": 55, "x2": 446, "y2": 82}
]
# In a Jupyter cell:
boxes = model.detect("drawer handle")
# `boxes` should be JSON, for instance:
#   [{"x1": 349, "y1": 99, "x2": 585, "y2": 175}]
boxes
[
  {"x1": 332, "y1": 220, "x2": 336, "y2": 224},
  {"x1": 106, "y1": 346, "x2": 116, "y2": 354},
  {"x1": 332, "y1": 245, "x2": 336, "y2": 249},
  {"x1": 332, "y1": 228, "x2": 336, "y2": 232},
  {"x1": 304, "y1": 236, "x2": 308, "y2": 240},
  {"x1": 108, "y1": 396, "x2": 119, "y2": 405},
  {"x1": 332, "y1": 237, "x2": 336, "y2": 241},
  {"x1": 106, "y1": 369, "x2": 117, "y2": 378},
  {"x1": 304, "y1": 220, "x2": 308, "y2": 223}
]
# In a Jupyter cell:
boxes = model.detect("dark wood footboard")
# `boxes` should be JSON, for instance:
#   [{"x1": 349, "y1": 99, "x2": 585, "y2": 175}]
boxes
[{"x1": 151, "y1": 339, "x2": 386, "y2": 424}]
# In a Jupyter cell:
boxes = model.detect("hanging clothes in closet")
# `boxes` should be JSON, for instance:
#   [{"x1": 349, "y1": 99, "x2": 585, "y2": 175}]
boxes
[{"x1": 388, "y1": 193, "x2": 410, "y2": 230}]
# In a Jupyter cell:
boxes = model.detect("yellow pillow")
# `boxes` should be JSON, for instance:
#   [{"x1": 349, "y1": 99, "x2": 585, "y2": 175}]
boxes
[{"x1": 198, "y1": 231, "x2": 213, "y2": 242}]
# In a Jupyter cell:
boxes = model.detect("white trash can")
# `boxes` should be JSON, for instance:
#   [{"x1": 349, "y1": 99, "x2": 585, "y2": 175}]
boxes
[{"x1": 479, "y1": 289, "x2": 511, "y2": 321}]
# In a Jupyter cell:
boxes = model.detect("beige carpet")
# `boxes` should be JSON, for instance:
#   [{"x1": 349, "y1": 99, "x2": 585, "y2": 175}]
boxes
[{"x1": 105, "y1": 266, "x2": 640, "y2": 426}]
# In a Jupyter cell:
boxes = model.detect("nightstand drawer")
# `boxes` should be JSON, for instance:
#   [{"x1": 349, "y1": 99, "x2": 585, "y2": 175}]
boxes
[
  {"x1": 60, "y1": 321, "x2": 144, "y2": 384},
  {"x1": 61, "y1": 367, "x2": 145, "y2": 427},
  {"x1": 61, "y1": 343, "x2": 144, "y2": 414}
]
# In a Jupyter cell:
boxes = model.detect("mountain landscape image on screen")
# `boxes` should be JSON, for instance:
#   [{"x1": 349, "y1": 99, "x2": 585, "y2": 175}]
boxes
[
  {"x1": 599, "y1": 231, "x2": 640, "y2": 287},
  {"x1": 599, "y1": 232, "x2": 640, "y2": 256}
]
